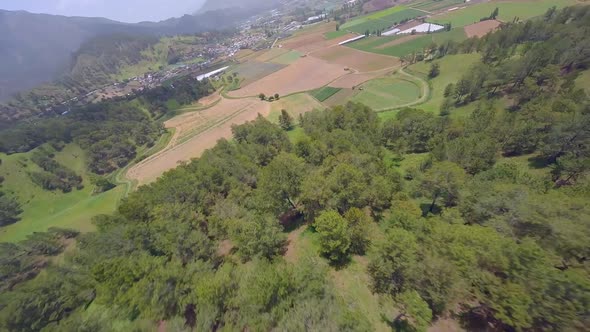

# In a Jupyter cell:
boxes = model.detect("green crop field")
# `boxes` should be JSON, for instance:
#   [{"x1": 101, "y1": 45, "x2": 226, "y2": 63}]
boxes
[
  {"x1": 324, "y1": 30, "x2": 348, "y2": 40},
  {"x1": 270, "y1": 50, "x2": 303, "y2": 65},
  {"x1": 0, "y1": 144, "x2": 124, "y2": 242},
  {"x1": 409, "y1": 0, "x2": 465, "y2": 12},
  {"x1": 341, "y1": 6, "x2": 425, "y2": 34},
  {"x1": 430, "y1": 0, "x2": 577, "y2": 27},
  {"x1": 347, "y1": 28, "x2": 466, "y2": 57},
  {"x1": 311, "y1": 86, "x2": 342, "y2": 102},
  {"x1": 350, "y1": 75, "x2": 421, "y2": 110}
]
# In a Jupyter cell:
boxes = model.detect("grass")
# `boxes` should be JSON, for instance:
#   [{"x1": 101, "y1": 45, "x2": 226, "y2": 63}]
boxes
[
  {"x1": 268, "y1": 93, "x2": 325, "y2": 123},
  {"x1": 430, "y1": 0, "x2": 578, "y2": 27},
  {"x1": 347, "y1": 28, "x2": 466, "y2": 57},
  {"x1": 342, "y1": 7, "x2": 425, "y2": 34},
  {"x1": 324, "y1": 30, "x2": 349, "y2": 40},
  {"x1": 350, "y1": 75, "x2": 422, "y2": 110},
  {"x1": 0, "y1": 144, "x2": 124, "y2": 242},
  {"x1": 310, "y1": 87, "x2": 342, "y2": 102},
  {"x1": 405, "y1": 53, "x2": 480, "y2": 113}
]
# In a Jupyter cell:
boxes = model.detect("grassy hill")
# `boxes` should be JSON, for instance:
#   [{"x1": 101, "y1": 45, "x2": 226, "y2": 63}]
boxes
[{"x1": 0, "y1": 144, "x2": 124, "y2": 242}]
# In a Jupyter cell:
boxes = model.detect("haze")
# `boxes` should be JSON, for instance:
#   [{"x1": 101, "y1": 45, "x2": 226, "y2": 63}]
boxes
[{"x1": 0, "y1": 0, "x2": 207, "y2": 23}]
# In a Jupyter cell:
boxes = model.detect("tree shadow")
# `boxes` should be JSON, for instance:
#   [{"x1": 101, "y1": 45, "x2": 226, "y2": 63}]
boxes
[
  {"x1": 380, "y1": 313, "x2": 414, "y2": 332},
  {"x1": 527, "y1": 155, "x2": 549, "y2": 169},
  {"x1": 420, "y1": 203, "x2": 441, "y2": 217}
]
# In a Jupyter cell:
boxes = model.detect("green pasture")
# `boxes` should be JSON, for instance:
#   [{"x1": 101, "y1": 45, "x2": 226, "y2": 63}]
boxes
[
  {"x1": 0, "y1": 144, "x2": 123, "y2": 242},
  {"x1": 324, "y1": 30, "x2": 349, "y2": 40},
  {"x1": 270, "y1": 50, "x2": 303, "y2": 65},
  {"x1": 347, "y1": 28, "x2": 466, "y2": 57},
  {"x1": 409, "y1": 0, "x2": 466, "y2": 12},
  {"x1": 344, "y1": 8, "x2": 426, "y2": 34},
  {"x1": 351, "y1": 75, "x2": 422, "y2": 110},
  {"x1": 430, "y1": 0, "x2": 578, "y2": 27}
]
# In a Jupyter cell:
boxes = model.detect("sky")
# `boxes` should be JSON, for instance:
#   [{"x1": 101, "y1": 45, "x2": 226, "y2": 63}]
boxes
[{"x1": 0, "y1": 0, "x2": 206, "y2": 23}]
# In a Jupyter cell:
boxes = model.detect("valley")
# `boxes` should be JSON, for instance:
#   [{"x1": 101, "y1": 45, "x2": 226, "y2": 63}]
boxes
[{"x1": 0, "y1": 0, "x2": 589, "y2": 331}]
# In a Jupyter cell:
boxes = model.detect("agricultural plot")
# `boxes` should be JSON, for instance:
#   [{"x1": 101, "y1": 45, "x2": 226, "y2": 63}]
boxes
[
  {"x1": 267, "y1": 93, "x2": 325, "y2": 123},
  {"x1": 311, "y1": 45, "x2": 400, "y2": 72},
  {"x1": 0, "y1": 144, "x2": 123, "y2": 242},
  {"x1": 226, "y1": 61, "x2": 286, "y2": 86},
  {"x1": 255, "y1": 48, "x2": 290, "y2": 62},
  {"x1": 341, "y1": 6, "x2": 426, "y2": 34},
  {"x1": 324, "y1": 30, "x2": 349, "y2": 40},
  {"x1": 270, "y1": 50, "x2": 303, "y2": 65},
  {"x1": 350, "y1": 75, "x2": 422, "y2": 110},
  {"x1": 409, "y1": 0, "x2": 465, "y2": 12},
  {"x1": 347, "y1": 28, "x2": 466, "y2": 57},
  {"x1": 322, "y1": 88, "x2": 358, "y2": 107},
  {"x1": 310, "y1": 87, "x2": 342, "y2": 102},
  {"x1": 127, "y1": 97, "x2": 271, "y2": 185},
  {"x1": 464, "y1": 20, "x2": 502, "y2": 38},
  {"x1": 430, "y1": 0, "x2": 577, "y2": 27},
  {"x1": 227, "y1": 56, "x2": 348, "y2": 98}
]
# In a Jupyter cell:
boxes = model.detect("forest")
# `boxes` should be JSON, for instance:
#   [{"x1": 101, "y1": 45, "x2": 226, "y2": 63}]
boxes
[{"x1": 0, "y1": 5, "x2": 589, "y2": 332}]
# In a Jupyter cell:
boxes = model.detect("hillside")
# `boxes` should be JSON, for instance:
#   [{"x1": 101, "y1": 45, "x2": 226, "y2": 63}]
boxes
[
  {"x1": 196, "y1": 0, "x2": 282, "y2": 13},
  {"x1": 0, "y1": 8, "x2": 260, "y2": 106}
]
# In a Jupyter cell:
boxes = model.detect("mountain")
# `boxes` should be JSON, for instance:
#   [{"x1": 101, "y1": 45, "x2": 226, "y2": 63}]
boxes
[
  {"x1": 0, "y1": 6, "x2": 268, "y2": 103},
  {"x1": 196, "y1": 0, "x2": 282, "y2": 14}
]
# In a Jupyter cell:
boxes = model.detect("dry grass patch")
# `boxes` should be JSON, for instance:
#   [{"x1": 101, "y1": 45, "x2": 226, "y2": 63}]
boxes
[{"x1": 464, "y1": 19, "x2": 501, "y2": 38}]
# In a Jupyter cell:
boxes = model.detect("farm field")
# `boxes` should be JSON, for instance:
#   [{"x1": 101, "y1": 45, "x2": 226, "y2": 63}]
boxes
[
  {"x1": 341, "y1": 6, "x2": 426, "y2": 34},
  {"x1": 324, "y1": 30, "x2": 348, "y2": 40},
  {"x1": 430, "y1": 0, "x2": 578, "y2": 27},
  {"x1": 127, "y1": 97, "x2": 271, "y2": 184},
  {"x1": 322, "y1": 88, "x2": 358, "y2": 107},
  {"x1": 0, "y1": 144, "x2": 124, "y2": 242},
  {"x1": 255, "y1": 48, "x2": 290, "y2": 62},
  {"x1": 311, "y1": 45, "x2": 400, "y2": 72},
  {"x1": 227, "y1": 56, "x2": 348, "y2": 98},
  {"x1": 270, "y1": 50, "x2": 303, "y2": 65},
  {"x1": 464, "y1": 19, "x2": 502, "y2": 38},
  {"x1": 226, "y1": 61, "x2": 286, "y2": 87},
  {"x1": 347, "y1": 28, "x2": 466, "y2": 57},
  {"x1": 310, "y1": 86, "x2": 342, "y2": 102},
  {"x1": 267, "y1": 93, "x2": 325, "y2": 123},
  {"x1": 408, "y1": 0, "x2": 465, "y2": 12},
  {"x1": 350, "y1": 74, "x2": 422, "y2": 110}
]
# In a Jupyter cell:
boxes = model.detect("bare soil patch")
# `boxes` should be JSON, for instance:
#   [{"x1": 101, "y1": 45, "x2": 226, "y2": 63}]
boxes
[
  {"x1": 228, "y1": 56, "x2": 348, "y2": 98},
  {"x1": 311, "y1": 45, "x2": 400, "y2": 72},
  {"x1": 127, "y1": 97, "x2": 270, "y2": 184},
  {"x1": 375, "y1": 34, "x2": 421, "y2": 49},
  {"x1": 322, "y1": 88, "x2": 358, "y2": 107},
  {"x1": 464, "y1": 19, "x2": 501, "y2": 38}
]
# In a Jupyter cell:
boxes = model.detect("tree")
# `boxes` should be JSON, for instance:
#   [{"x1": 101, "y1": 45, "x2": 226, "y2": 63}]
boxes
[
  {"x1": 428, "y1": 63, "x2": 440, "y2": 79},
  {"x1": 394, "y1": 290, "x2": 433, "y2": 332},
  {"x1": 257, "y1": 152, "x2": 306, "y2": 214},
  {"x1": 313, "y1": 210, "x2": 351, "y2": 263},
  {"x1": 0, "y1": 191, "x2": 22, "y2": 226},
  {"x1": 278, "y1": 109, "x2": 294, "y2": 131},
  {"x1": 258, "y1": 93, "x2": 266, "y2": 101},
  {"x1": 274, "y1": 93, "x2": 280, "y2": 100},
  {"x1": 454, "y1": 78, "x2": 471, "y2": 103},
  {"x1": 368, "y1": 229, "x2": 418, "y2": 295},
  {"x1": 231, "y1": 215, "x2": 287, "y2": 260},
  {"x1": 344, "y1": 208, "x2": 371, "y2": 255},
  {"x1": 443, "y1": 83, "x2": 454, "y2": 97},
  {"x1": 490, "y1": 7, "x2": 499, "y2": 20},
  {"x1": 336, "y1": 24, "x2": 340, "y2": 31},
  {"x1": 420, "y1": 162, "x2": 466, "y2": 213}
]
